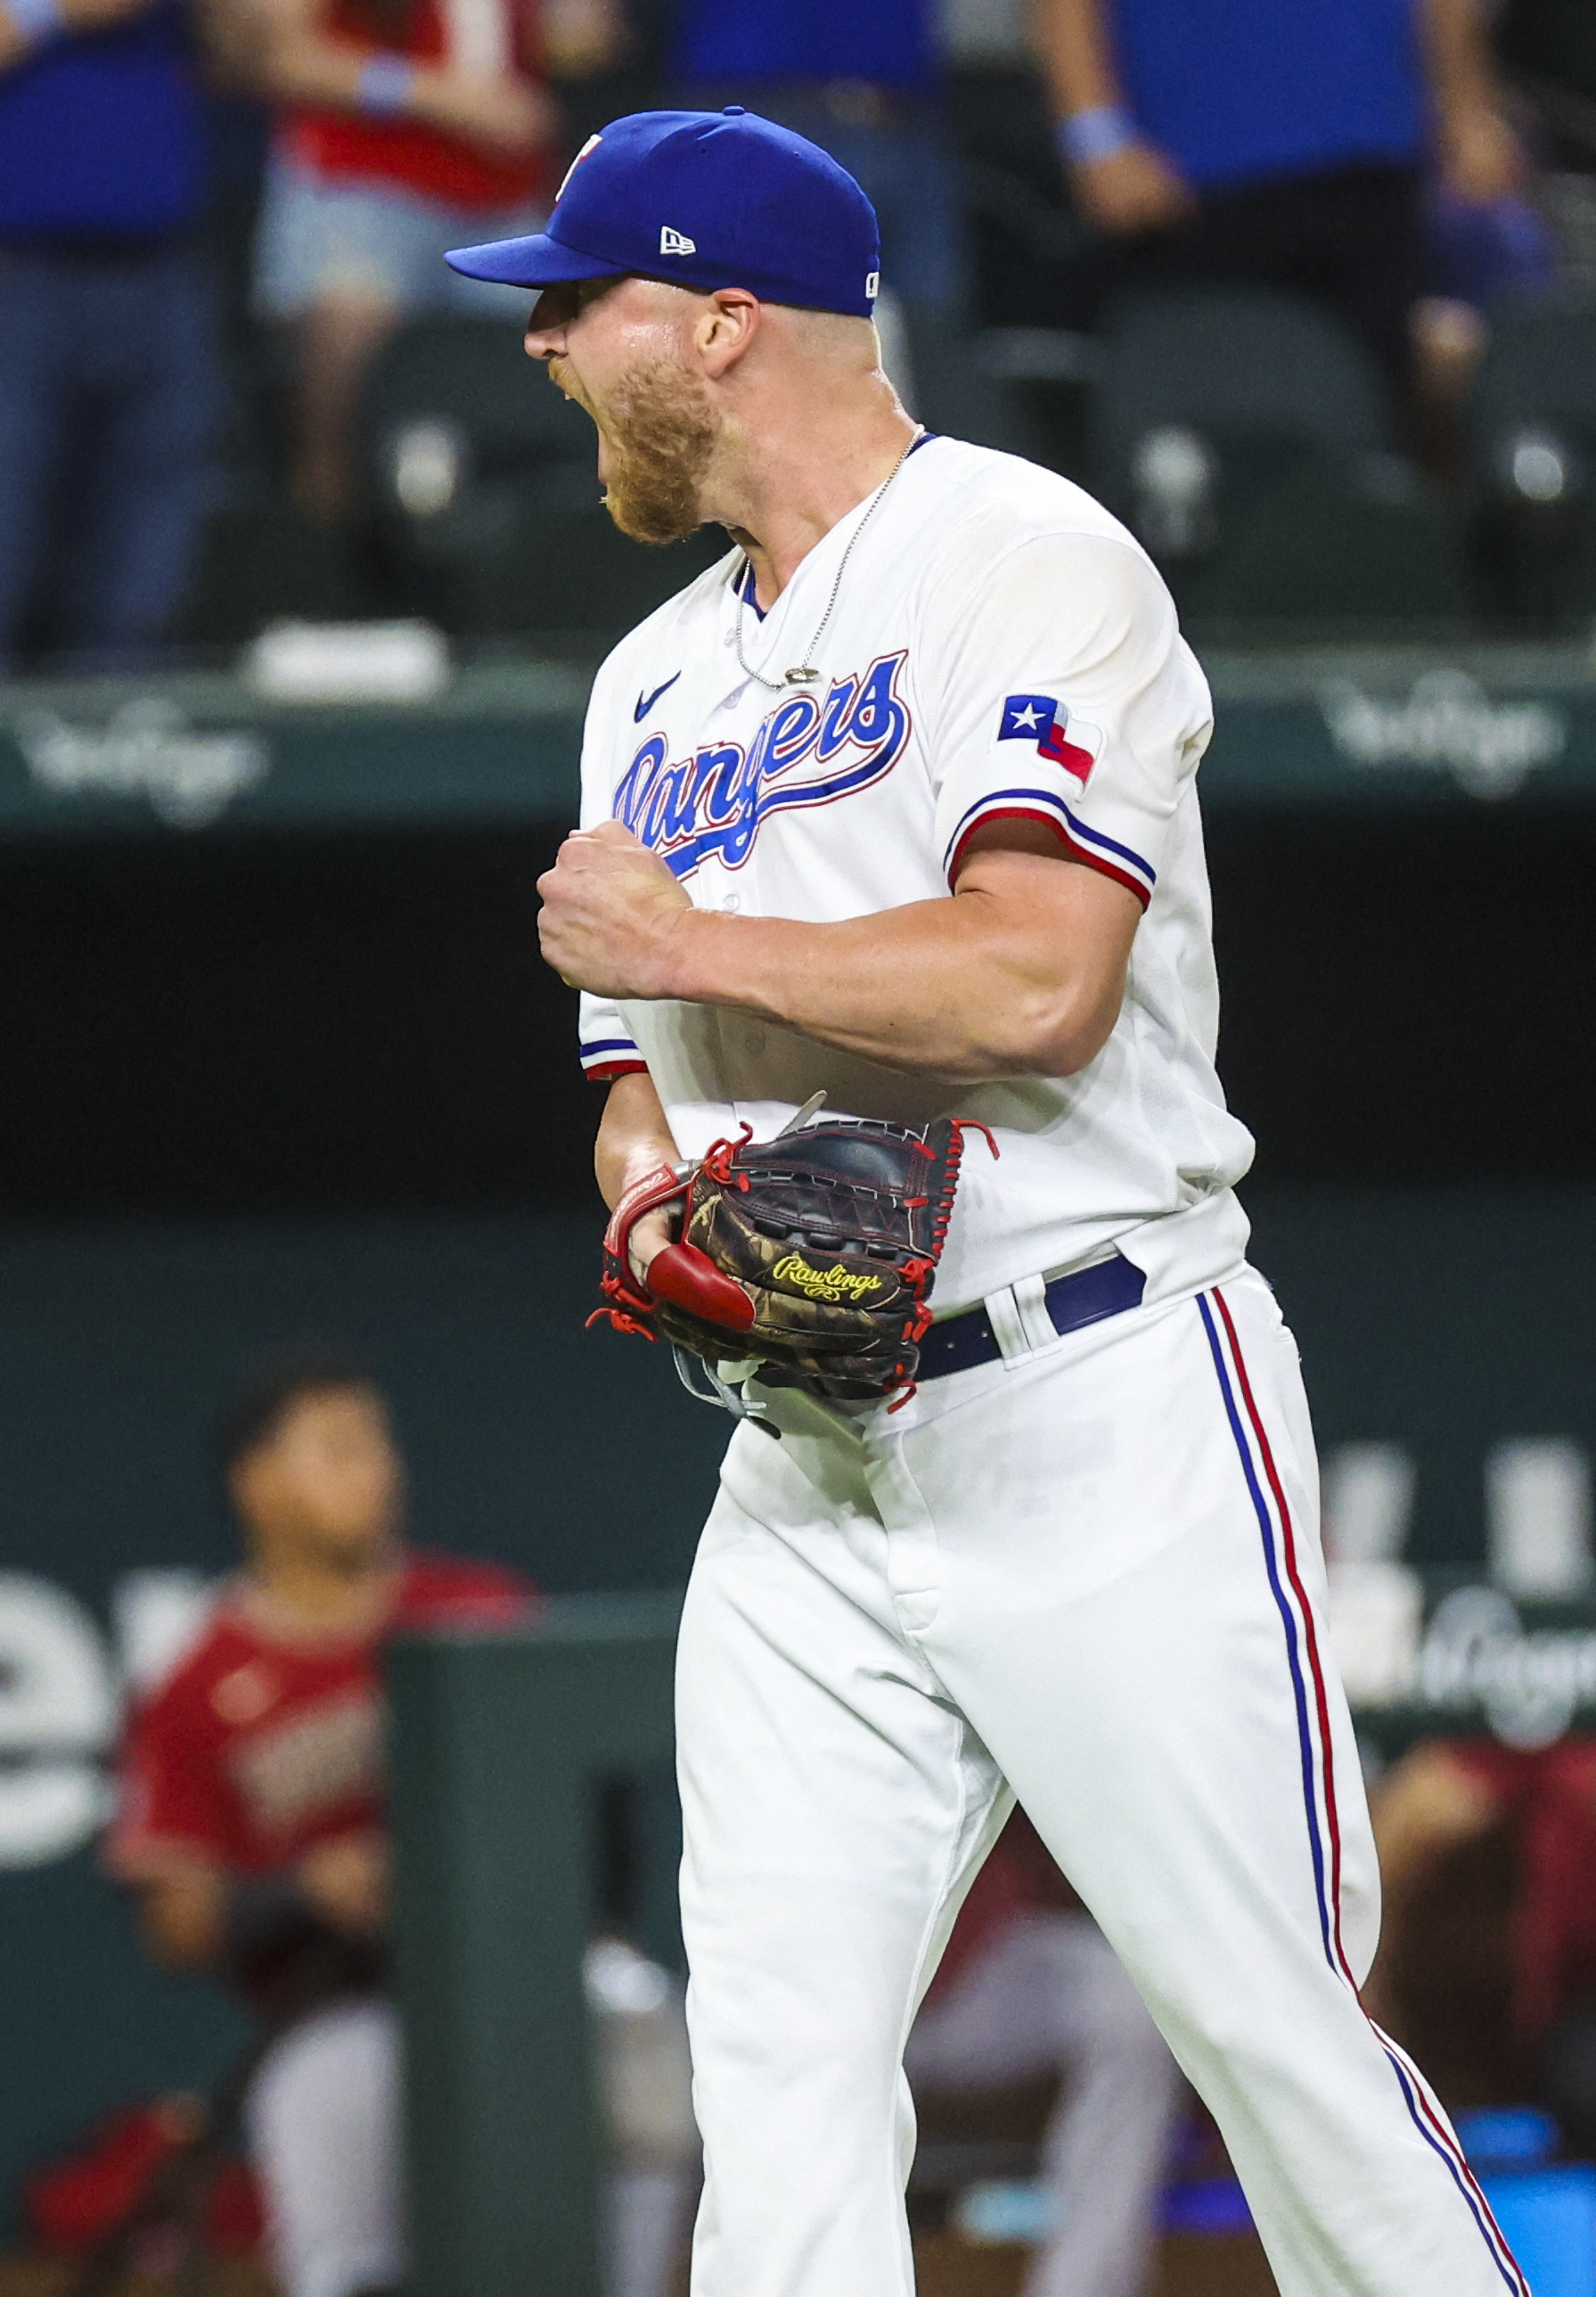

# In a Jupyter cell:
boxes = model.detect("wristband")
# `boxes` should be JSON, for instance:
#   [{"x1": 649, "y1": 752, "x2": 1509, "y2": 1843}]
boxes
[
  {"x1": 1057, "y1": 105, "x2": 1137, "y2": 167},
  {"x1": 6, "y1": 0, "x2": 67, "y2": 45},
  {"x1": 356, "y1": 54, "x2": 418, "y2": 115}
]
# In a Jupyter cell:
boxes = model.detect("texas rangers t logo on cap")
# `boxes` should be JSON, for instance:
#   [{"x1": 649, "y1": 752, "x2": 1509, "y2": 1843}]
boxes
[{"x1": 556, "y1": 132, "x2": 602, "y2": 201}]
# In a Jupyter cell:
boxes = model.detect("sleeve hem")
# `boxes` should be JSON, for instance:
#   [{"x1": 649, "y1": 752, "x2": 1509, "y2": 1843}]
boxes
[
  {"x1": 579, "y1": 1035, "x2": 646, "y2": 1083},
  {"x1": 947, "y1": 805, "x2": 1072, "y2": 885},
  {"x1": 945, "y1": 795, "x2": 1153, "y2": 907},
  {"x1": 1057, "y1": 838, "x2": 1153, "y2": 908}
]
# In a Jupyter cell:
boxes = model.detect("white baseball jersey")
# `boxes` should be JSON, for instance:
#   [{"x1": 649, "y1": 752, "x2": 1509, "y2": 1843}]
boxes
[{"x1": 576, "y1": 435, "x2": 1256, "y2": 1319}]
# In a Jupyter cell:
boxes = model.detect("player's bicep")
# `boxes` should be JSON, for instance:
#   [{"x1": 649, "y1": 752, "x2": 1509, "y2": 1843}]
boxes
[{"x1": 954, "y1": 841, "x2": 1141, "y2": 1070}]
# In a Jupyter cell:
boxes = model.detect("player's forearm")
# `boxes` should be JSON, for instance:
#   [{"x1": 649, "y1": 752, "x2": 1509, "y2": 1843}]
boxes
[
  {"x1": 1420, "y1": 0, "x2": 1503, "y2": 111},
  {"x1": 595, "y1": 1071, "x2": 680, "y2": 1210},
  {"x1": 241, "y1": 0, "x2": 441, "y2": 115},
  {"x1": 137, "y1": 1869, "x2": 226, "y2": 1970},
  {"x1": 1030, "y1": 0, "x2": 1125, "y2": 119},
  {"x1": 244, "y1": 12, "x2": 367, "y2": 103},
  {"x1": 248, "y1": 24, "x2": 414, "y2": 107},
  {"x1": 0, "y1": 0, "x2": 155, "y2": 70},
  {"x1": 541, "y1": 0, "x2": 620, "y2": 77},
  {"x1": 659, "y1": 857, "x2": 1131, "y2": 1082}
]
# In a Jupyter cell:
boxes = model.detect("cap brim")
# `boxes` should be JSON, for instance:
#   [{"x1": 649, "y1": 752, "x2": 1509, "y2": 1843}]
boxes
[{"x1": 443, "y1": 230, "x2": 631, "y2": 289}]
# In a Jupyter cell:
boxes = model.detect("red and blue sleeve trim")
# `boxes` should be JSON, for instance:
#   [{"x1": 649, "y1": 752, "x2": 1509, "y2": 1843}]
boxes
[
  {"x1": 944, "y1": 786, "x2": 1156, "y2": 906},
  {"x1": 579, "y1": 1036, "x2": 647, "y2": 1084}
]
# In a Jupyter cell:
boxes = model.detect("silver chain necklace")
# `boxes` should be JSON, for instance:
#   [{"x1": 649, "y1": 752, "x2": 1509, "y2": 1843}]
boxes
[{"x1": 733, "y1": 426, "x2": 923, "y2": 692}]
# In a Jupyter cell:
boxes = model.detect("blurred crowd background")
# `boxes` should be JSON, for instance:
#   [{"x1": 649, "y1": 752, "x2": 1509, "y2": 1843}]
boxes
[
  {"x1": 4, "y1": 3, "x2": 1596, "y2": 2296},
  {"x1": 2, "y1": 0, "x2": 1596, "y2": 669}
]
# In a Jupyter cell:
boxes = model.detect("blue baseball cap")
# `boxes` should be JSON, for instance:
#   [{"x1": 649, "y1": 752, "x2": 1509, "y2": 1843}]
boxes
[{"x1": 445, "y1": 107, "x2": 882, "y2": 321}]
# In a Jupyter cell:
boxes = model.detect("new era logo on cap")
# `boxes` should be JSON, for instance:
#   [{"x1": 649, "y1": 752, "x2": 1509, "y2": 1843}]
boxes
[{"x1": 660, "y1": 226, "x2": 697, "y2": 256}]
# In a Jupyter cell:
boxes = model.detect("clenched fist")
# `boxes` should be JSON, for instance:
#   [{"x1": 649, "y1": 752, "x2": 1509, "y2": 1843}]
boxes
[{"x1": 536, "y1": 819, "x2": 694, "y2": 998}]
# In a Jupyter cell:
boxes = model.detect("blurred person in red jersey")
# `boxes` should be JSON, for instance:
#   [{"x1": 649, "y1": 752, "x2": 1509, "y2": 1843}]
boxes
[
  {"x1": 107, "y1": 1349, "x2": 533, "y2": 2297},
  {"x1": 243, "y1": 0, "x2": 620, "y2": 522},
  {"x1": 1370, "y1": 1733, "x2": 1596, "y2": 2141},
  {"x1": 906, "y1": 1809, "x2": 1181, "y2": 2297}
]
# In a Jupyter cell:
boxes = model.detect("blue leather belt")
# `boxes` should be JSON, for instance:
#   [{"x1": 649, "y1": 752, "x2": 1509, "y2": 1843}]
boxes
[{"x1": 917, "y1": 1251, "x2": 1146, "y2": 1382}]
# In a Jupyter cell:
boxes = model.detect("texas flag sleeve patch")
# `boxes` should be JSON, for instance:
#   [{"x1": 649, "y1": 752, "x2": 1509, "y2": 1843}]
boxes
[
  {"x1": 997, "y1": 693, "x2": 1098, "y2": 782},
  {"x1": 940, "y1": 691, "x2": 1150, "y2": 898}
]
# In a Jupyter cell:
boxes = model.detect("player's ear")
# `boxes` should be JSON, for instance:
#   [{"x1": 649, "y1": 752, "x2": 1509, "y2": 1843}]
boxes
[{"x1": 696, "y1": 290, "x2": 761, "y2": 377}]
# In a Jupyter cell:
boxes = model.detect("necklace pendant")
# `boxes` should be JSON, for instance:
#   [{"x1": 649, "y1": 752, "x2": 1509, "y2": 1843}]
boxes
[{"x1": 784, "y1": 665, "x2": 821, "y2": 685}]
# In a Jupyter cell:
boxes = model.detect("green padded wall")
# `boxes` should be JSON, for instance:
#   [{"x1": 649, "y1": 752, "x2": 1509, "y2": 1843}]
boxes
[{"x1": 389, "y1": 1597, "x2": 682, "y2": 2297}]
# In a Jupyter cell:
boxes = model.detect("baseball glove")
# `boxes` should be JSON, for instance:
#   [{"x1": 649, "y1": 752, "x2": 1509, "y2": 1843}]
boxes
[{"x1": 591, "y1": 1107, "x2": 995, "y2": 1408}]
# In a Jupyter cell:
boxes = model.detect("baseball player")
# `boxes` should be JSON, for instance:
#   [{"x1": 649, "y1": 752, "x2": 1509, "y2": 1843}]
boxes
[
  {"x1": 107, "y1": 1355, "x2": 533, "y2": 2297},
  {"x1": 448, "y1": 110, "x2": 1528, "y2": 2297}
]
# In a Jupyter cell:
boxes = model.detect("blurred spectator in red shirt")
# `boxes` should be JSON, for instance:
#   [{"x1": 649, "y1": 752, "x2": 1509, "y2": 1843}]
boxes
[
  {"x1": 1371, "y1": 1735, "x2": 1596, "y2": 2146},
  {"x1": 108, "y1": 1349, "x2": 533, "y2": 2297},
  {"x1": 244, "y1": 0, "x2": 619, "y2": 522}
]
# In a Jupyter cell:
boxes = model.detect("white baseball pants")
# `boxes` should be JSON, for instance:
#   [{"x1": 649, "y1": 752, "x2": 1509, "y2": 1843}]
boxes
[
  {"x1": 905, "y1": 1907, "x2": 1182, "y2": 2297},
  {"x1": 676, "y1": 1269, "x2": 1529, "y2": 2297},
  {"x1": 246, "y1": 1998, "x2": 405, "y2": 2297}
]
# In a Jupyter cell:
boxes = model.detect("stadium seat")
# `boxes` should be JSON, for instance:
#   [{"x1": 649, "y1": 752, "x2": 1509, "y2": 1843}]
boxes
[
  {"x1": 1089, "y1": 289, "x2": 1468, "y2": 631},
  {"x1": 894, "y1": 307, "x2": 1034, "y2": 461},
  {"x1": 383, "y1": 460, "x2": 730, "y2": 640},
  {"x1": 1466, "y1": 296, "x2": 1596, "y2": 628},
  {"x1": 179, "y1": 323, "x2": 378, "y2": 650},
  {"x1": 1093, "y1": 287, "x2": 1392, "y2": 479},
  {"x1": 362, "y1": 314, "x2": 595, "y2": 487},
  {"x1": 356, "y1": 315, "x2": 731, "y2": 643}
]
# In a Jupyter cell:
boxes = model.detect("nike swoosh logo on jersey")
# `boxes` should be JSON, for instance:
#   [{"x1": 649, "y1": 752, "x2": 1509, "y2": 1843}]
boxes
[{"x1": 634, "y1": 673, "x2": 682, "y2": 723}]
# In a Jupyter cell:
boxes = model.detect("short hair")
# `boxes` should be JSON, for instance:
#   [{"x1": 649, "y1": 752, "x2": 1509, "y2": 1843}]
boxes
[{"x1": 215, "y1": 1348, "x2": 381, "y2": 1480}]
